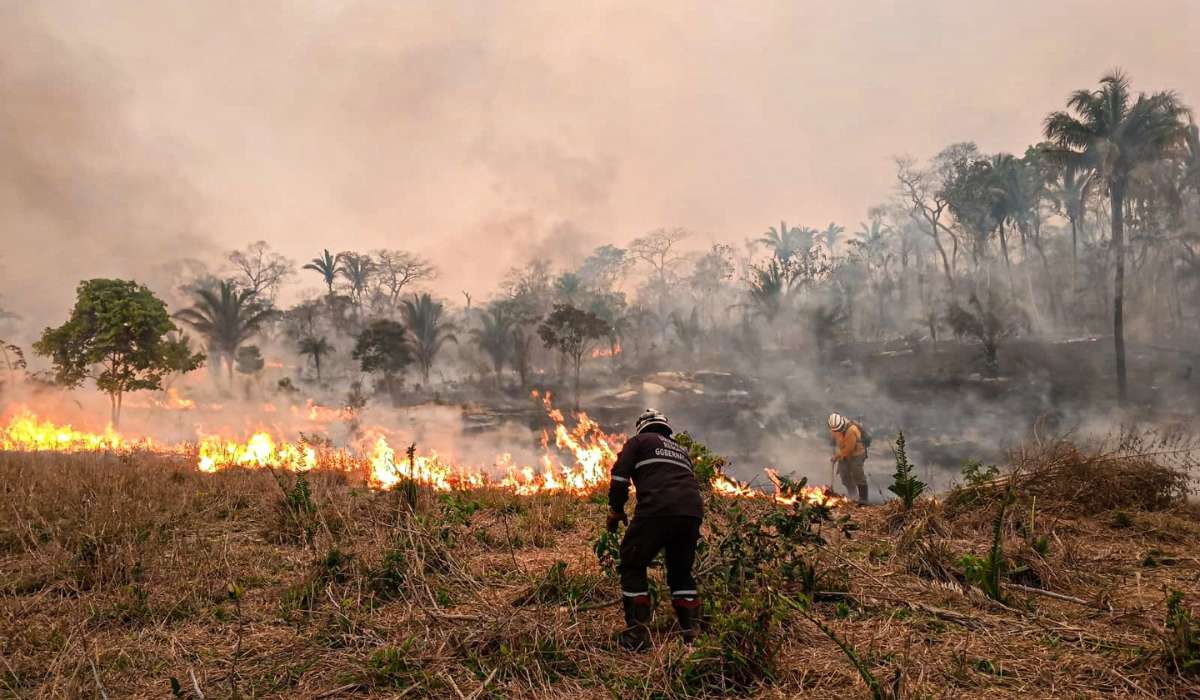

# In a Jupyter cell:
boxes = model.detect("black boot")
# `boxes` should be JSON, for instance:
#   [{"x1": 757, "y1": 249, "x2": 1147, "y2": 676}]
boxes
[
  {"x1": 619, "y1": 595, "x2": 652, "y2": 651},
  {"x1": 857, "y1": 484, "x2": 869, "y2": 504},
  {"x1": 672, "y1": 596, "x2": 701, "y2": 644}
]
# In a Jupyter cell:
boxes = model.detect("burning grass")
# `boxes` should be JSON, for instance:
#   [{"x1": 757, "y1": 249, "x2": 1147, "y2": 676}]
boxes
[{"x1": 1, "y1": 431, "x2": 1199, "y2": 698}]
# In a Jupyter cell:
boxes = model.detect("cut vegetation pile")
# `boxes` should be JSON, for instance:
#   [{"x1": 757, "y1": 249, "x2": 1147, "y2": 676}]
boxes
[{"x1": 1, "y1": 431, "x2": 1198, "y2": 699}]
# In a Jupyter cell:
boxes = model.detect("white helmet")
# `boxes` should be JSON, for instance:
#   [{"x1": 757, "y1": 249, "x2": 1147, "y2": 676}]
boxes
[
  {"x1": 635, "y1": 408, "x2": 672, "y2": 435},
  {"x1": 827, "y1": 412, "x2": 849, "y2": 432}
]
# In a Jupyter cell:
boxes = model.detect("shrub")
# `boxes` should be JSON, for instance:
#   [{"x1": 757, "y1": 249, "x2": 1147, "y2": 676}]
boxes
[
  {"x1": 888, "y1": 432, "x2": 926, "y2": 510},
  {"x1": 674, "y1": 431, "x2": 726, "y2": 486},
  {"x1": 958, "y1": 484, "x2": 1013, "y2": 602},
  {"x1": 677, "y1": 590, "x2": 785, "y2": 695},
  {"x1": 1164, "y1": 590, "x2": 1200, "y2": 676}
]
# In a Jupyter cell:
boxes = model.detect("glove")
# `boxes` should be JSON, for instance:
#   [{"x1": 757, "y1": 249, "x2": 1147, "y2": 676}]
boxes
[{"x1": 606, "y1": 510, "x2": 628, "y2": 533}]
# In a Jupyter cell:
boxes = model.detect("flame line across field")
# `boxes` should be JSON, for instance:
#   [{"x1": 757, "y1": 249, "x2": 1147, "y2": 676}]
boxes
[{"x1": 0, "y1": 392, "x2": 840, "y2": 506}]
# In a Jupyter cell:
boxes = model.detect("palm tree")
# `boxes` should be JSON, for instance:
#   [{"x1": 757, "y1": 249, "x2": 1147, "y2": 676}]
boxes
[
  {"x1": 400, "y1": 293, "x2": 458, "y2": 384},
  {"x1": 175, "y1": 280, "x2": 276, "y2": 387},
  {"x1": 989, "y1": 154, "x2": 1021, "y2": 287},
  {"x1": 747, "y1": 257, "x2": 794, "y2": 324},
  {"x1": 338, "y1": 252, "x2": 373, "y2": 314},
  {"x1": 758, "y1": 221, "x2": 814, "y2": 261},
  {"x1": 853, "y1": 220, "x2": 891, "y2": 269},
  {"x1": 470, "y1": 303, "x2": 514, "y2": 386},
  {"x1": 298, "y1": 336, "x2": 332, "y2": 381},
  {"x1": 1044, "y1": 70, "x2": 1189, "y2": 403},
  {"x1": 303, "y1": 249, "x2": 343, "y2": 294},
  {"x1": 510, "y1": 325, "x2": 534, "y2": 388},
  {"x1": 820, "y1": 222, "x2": 845, "y2": 259},
  {"x1": 1049, "y1": 161, "x2": 1094, "y2": 305}
]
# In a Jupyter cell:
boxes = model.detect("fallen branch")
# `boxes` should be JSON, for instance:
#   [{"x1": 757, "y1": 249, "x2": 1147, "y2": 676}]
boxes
[
  {"x1": 188, "y1": 668, "x2": 205, "y2": 699},
  {"x1": 1002, "y1": 582, "x2": 1103, "y2": 609},
  {"x1": 466, "y1": 667, "x2": 499, "y2": 700},
  {"x1": 573, "y1": 597, "x2": 621, "y2": 613},
  {"x1": 88, "y1": 656, "x2": 109, "y2": 700}
]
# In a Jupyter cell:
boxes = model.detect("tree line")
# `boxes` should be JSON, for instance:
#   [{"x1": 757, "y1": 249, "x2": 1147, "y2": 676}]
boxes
[{"x1": 11, "y1": 70, "x2": 1198, "y2": 420}]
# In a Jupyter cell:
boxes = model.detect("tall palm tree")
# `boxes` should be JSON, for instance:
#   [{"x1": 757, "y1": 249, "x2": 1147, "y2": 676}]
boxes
[
  {"x1": 1049, "y1": 161, "x2": 1094, "y2": 310},
  {"x1": 758, "y1": 221, "x2": 814, "y2": 262},
  {"x1": 989, "y1": 154, "x2": 1022, "y2": 287},
  {"x1": 510, "y1": 325, "x2": 534, "y2": 388},
  {"x1": 853, "y1": 219, "x2": 891, "y2": 265},
  {"x1": 400, "y1": 293, "x2": 458, "y2": 384},
  {"x1": 338, "y1": 252, "x2": 373, "y2": 314},
  {"x1": 1044, "y1": 70, "x2": 1189, "y2": 403},
  {"x1": 820, "y1": 222, "x2": 845, "y2": 259},
  {"x1": 852, "y1": 220, "x2": 893, "y2": 334},
  {"x1": 175, "y1": 280, "x2": 275, "y2": 387},
  {"x1": 303, "y1": 249, "x2": 343, "y2": 294},
  {"x1": 470, "y1": 304, "x2": 515, "y2": 386},
  {"x1": 297, "y1": 336, "x2": 332, "y2": 381}
]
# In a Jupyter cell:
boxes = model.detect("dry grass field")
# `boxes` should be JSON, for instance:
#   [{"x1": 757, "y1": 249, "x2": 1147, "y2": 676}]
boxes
[{"x1": 1, "y1": 433, "x2": 1198, "y2": 699}]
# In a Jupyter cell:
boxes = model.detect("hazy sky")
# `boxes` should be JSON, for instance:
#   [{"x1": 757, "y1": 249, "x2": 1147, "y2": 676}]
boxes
[{"x1": 2, "y1": 0, "x2": 1198, "y2": 329}]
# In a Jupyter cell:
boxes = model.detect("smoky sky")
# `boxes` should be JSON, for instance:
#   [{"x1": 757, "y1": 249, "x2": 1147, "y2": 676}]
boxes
[{"x1": 2, "y1": 0, "x2": 1198, "y2": 331}]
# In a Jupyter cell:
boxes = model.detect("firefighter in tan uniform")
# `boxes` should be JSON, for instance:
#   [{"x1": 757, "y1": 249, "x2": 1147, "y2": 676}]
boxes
[{"x1": 828, "y1": 412, "x2": 869, "y2": 503}]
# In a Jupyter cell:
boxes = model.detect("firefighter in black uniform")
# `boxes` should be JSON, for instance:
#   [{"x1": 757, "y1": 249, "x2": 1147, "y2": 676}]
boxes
[{"x1": 606, "y1": 408, "x2": 704, "y2": 650}]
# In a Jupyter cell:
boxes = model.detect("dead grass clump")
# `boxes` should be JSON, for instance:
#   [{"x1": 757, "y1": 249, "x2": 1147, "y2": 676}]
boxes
[
  {"x1": 455, "y1": 619, "x2": 583, "y2": 685},
  {"x1": 511, "y1": 560, "x2": 606, "y2": 607},
  {"x1": 362, "y1": 638, "x2": 446, "y2": 692},
  {"x1": 1007, "y1": 431, "x2": 1196, "y2": 515}
]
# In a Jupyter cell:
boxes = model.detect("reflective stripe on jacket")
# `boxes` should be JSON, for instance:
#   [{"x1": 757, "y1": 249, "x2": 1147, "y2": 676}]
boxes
[{"x1": 609, "y1": 432, "x2": 704, "y2": 520}]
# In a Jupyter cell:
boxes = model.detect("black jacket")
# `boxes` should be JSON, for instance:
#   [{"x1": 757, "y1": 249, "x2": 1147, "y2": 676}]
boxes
[{"x1": 609, "y1": 431, "x2": 703, "y2": 520}]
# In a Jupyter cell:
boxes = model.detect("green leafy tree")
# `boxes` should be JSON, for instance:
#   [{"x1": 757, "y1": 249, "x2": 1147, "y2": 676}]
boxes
[
  {"x1": 537, "y1": 303, "x2": 611, "y2": 409},
  {"x1": 577, "y1": 244, "x2": 628, "y2": 291},
  {"x1": 553, "y1": 272, "x2": 584, "y2": 305},
  {"x1": 352, "y1": 319, "x2": 412, "y2": 402},
  {"x1": 1044, "y1": 70, "x2": 1189, "y2": 403},
  {"x1": 298, "y1": 336, "x2": 333, "y2": 381},
  {"x1": 303, "y1": 249, "x2": 343, "y2": 295},
  {"x1": 175, "y1": 280, "x2": 276, "y2": 388},
  {"x1": 400, "y1": 293, "x2": 458, "y2": 384},
  {"x1": 34, "y1": 279, "x2": 203, "y2": 426},
  {"x1": 470, "y1": 303, "x2": 515, "y2": 387}
]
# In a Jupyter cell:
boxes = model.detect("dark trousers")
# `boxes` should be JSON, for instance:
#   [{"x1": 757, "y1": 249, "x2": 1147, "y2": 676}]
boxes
[{"x1": 619, "y1": 515, "x2": 701, "y2": 598}]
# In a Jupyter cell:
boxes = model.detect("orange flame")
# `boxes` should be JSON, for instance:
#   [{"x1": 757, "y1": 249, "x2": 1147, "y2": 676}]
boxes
[
  {"x1": 1, "y1": 398, "x2": 842, "y2": 508},
  {"x1": 592, "y1": 340, "x2": 621, "y2": 358},
  {"x1": 0, "y1": 409, "x2": 156, "y2": 452}
]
